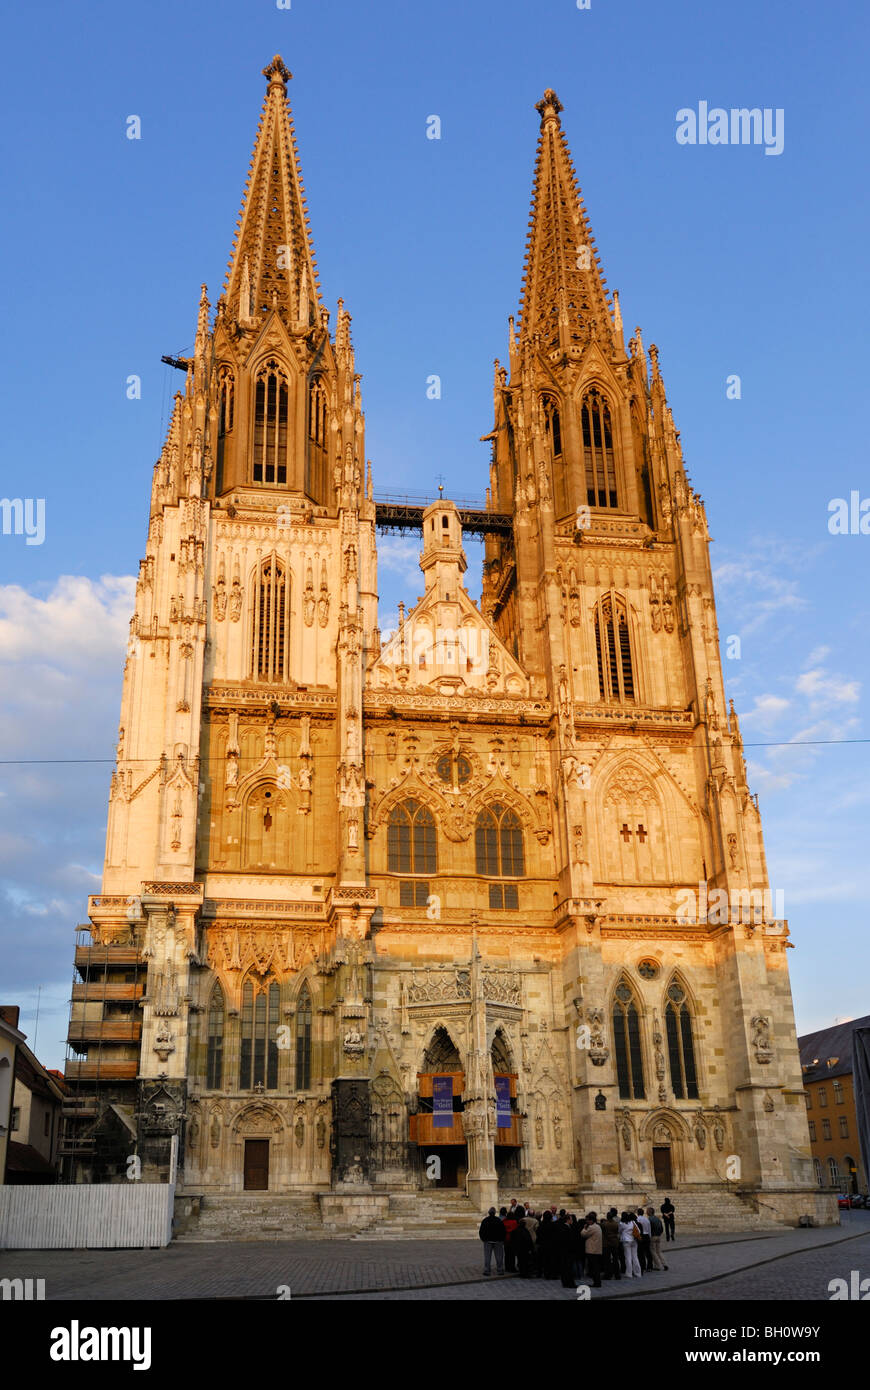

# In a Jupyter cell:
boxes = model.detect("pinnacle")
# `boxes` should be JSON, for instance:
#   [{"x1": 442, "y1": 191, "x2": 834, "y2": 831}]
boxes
[
  {"x1": 517, "y1": 94, "x2": 613, "y2": 352},
  {"x1": 223, "y1": 58, "x2": 320, "y2": 327},
  {"x1": 534, "y1": 88, "x2": 563, "y2": 124},
  {"x1": 263, "y1": 54, "x2": 292, "y2": 89}
]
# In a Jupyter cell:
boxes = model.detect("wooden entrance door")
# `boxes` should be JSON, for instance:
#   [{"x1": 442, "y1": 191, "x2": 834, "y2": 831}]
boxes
[
  {"x1": 653, "y1": 1146, "x2": 672, "y2": 1188},
  {"x1": 244, "y1": 1139, "x2": 270, "y2": 1191}
]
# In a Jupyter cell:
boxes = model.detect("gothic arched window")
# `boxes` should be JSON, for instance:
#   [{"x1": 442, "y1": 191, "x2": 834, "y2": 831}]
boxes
[
  {"x1": 612, "y1": 978, "x2": 645, "y2": 1100},
  {"x1": 388, "y1": 799, "x2": 436, "y2": 907},
  {"x1": 295, "y1": 983, "x2": 312, "y2": 1091},
  {"x1": 252, "y1": 359, "x2": 289, "y2": 484},
  {"x1": 476, "y1": 804, "x2": 524, "y2": 909},
  {"x1": 218, "y1": 367, "x2": 234, "y2": 435},
  {"x1": 307, "y1": 375, "x2": 329, "y2": 501},
  {"x1": 215, "y1": 368, "x2": 235, "y2": 494},
  {"x1": 239, "y1": 978, "x2": 280, "y2": 1090},
  {"x1": 665, "y1": 980, "x2": 699, "y2": 1100},
  {"x1": 206, "y1": 982, "x2": 224, "y2": 1089},
  {"x1": 594, "y1": 592, "x2": 635, "y2": 702},
  {"x1": 308, "y1": 375, "x2": 327, "y2": 447},
  {"x1": 251, "y1": 555, "x2": 288, "y2": 682},
  {"x1": 542, "y1": 394, "x2": 567, "y2": 516},
  {"x1": 582, "y1": 389, "x2": 618, "y2": 508}
]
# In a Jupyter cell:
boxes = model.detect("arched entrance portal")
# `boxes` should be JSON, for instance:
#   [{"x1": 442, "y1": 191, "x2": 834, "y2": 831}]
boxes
[
  {"x1": 492, "y1": 1030, "x2": 522, "y2": 1190},
  {"x1": 412, "y1": 1026, "x2": 466, "y2": 1188}
]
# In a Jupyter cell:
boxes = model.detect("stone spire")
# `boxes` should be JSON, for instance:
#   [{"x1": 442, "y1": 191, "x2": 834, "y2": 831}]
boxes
[
  {"x1": 518, "y1": 90, "x2": 614, "y2": 353},
  {"x1": 223, "y1": 55, "x2": 321, "y2": 328}
]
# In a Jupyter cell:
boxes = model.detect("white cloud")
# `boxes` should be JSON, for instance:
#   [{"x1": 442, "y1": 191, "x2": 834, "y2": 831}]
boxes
[
  {"x1": 0, "y1": 574, "x2": 134, "y2": 666},
  {"x1": 806, "y1": 646, "x2": 831, "y2": 666},
  {"x1": 741, "y1": 694, "x2": 791, "y2": 723},
  {"x1": 795, "y1": 668, "x2": 860, "y2": 706}
]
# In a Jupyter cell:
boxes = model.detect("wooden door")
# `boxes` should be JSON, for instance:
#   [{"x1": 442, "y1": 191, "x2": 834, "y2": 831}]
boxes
[
  {"x1": 652, "y1": 1145, "x2": 672, "y2": 1188},
  {"x1": 244, "y1": 1139, "x2": 270, "y2": 1191}
]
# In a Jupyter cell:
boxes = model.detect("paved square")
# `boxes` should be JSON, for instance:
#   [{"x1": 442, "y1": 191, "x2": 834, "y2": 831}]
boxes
[{"x1": 1, "y1": 1211, "x2": 867, "y2": 1302}]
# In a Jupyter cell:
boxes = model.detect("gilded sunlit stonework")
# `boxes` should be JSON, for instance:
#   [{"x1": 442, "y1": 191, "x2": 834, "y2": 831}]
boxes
[{"x1": 62, "y1": 59, "x2": 831, "y2": 1228}]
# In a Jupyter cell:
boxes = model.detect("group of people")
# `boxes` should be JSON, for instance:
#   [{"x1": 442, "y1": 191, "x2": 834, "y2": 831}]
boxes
[{"x1": 478, "y1": 1197, "x2": 677, "y2": 1288}]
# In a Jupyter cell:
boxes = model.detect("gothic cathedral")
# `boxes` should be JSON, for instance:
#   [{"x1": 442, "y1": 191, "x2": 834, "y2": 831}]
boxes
[{"x1": 64, "y1": 58, "x2": 829, "y2": 1227}]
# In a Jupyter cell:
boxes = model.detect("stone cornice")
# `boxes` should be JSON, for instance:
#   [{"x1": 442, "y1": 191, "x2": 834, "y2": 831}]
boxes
[{"x1": 363, "y1": 691, "x2": 550, "y2": 723}]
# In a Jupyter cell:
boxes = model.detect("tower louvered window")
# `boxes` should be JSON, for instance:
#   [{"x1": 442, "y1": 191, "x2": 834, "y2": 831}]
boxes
[
  {"x1": 594, "y1": 593, "x2": 635, "y2": 702},
  {"x1": 252, "y1": 556, "x2": 288, "y2": 682},
  {"x1": 216, "y1": 368, "x2": 234, "y2": 493},
  {"x1": 613, "y1": 979, "x2": 645, "y2": 1100},
  {"x1": 582, "y1": 389, "x2": 618, "y2": 508},
  {"x1": 665, "y1": 981, "x2": 699, "y2": 1100},
  {"x1": 542, "y1": 394, "x2": 567, "y2": 516},
  {"x1": 307, "y1": 375, "x2": 329, "y2": 502},
  {"x1": 252, "y1": 359, "x2": 289, "y2": 484}
]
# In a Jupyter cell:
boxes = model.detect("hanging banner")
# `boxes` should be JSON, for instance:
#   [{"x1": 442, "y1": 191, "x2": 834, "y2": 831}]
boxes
[
  {"x1": 432, "y1": 1075, "x2": 454, "y2": 1129},
  {"x1": 495, "y1": 1076, "x2": 511, "y2": 1128}
]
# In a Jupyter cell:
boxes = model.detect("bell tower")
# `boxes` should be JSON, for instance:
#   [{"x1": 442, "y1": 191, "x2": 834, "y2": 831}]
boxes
[{"x1": 208, "y1": 54, "x2": 361, "y2": 509}]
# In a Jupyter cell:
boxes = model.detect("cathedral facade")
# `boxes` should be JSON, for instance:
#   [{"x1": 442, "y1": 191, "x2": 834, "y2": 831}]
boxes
[{"x1": 64, "y1": 57, "x2": 830, "y2": 1224}]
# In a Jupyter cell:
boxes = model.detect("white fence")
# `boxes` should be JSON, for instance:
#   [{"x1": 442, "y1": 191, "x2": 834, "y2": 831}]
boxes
[{"x1": 0, "y1": 1183, "x2": 175, "y2": 1249}]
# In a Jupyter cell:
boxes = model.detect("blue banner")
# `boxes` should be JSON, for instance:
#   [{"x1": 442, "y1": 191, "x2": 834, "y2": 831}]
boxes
[
  {"x1": 495, "y1": 1075, "x2": 511, "y2": 1128},
  {"x1": 432, "y1": 1075, "x2": 454, "y2": 1129}
]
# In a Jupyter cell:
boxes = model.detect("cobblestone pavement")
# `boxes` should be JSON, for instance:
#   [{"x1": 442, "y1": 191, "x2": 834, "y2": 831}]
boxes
[{"x1": 2, "y1": 1213, "x2": 867, "y2": 1301}]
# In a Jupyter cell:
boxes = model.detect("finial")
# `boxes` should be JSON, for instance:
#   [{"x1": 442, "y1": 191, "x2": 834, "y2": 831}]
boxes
[
  {"x1": 263, "y1": 55, "x2": 292, "y2": 90},
  {"x1": 535, "y1": 88, "x2": 564, "y2": 126},
  {"x1": 197, "y1": 283, "x2": 209, "y2": 334}
]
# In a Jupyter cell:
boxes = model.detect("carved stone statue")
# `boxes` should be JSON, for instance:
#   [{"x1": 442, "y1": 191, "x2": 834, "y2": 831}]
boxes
[{"x1": 552, "y1": 1111, "x2": 563, "y2": 1149}]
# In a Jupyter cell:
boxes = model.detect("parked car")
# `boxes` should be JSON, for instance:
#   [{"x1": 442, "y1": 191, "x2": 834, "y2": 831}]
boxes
[
  {"x1": 849, "y1": 1193, "x2": 867, "y2": 1209},
  {"x1": 837, "y1": 1194, "x2": 851, "y2": 1209}
]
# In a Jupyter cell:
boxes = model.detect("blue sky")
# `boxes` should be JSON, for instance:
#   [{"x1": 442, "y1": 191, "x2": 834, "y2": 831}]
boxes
[{"x1": 1, "y1": 0, "x2": 868, "y2": 1067}]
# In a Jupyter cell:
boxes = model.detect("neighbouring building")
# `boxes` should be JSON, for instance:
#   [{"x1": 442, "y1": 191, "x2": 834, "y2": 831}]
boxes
[
  {"x1": 0, "y1": 1007, "x2": 26, "y2": 1185},
  {"x1": 60, "y1": 57, "x2": 831, "y2": 1226},
  {"x1": 6, "y1": 1042, "x2": 65, "y2": 1185},
  {"x1": 799, "y1": 1016, "x2": 870, "y2": 1196}
]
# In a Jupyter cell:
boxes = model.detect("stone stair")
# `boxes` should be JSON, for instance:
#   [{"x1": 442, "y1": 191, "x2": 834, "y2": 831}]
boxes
[
  {"x1": 173, "y1": 1184, "x2": 788, "y2": 1242},
  {"x1": 174, "y1": 1194, "x2": 324, "y2": 1242},
  {"x1": 350, "y1": 1191, "x2": 480, "y2": 1240}
]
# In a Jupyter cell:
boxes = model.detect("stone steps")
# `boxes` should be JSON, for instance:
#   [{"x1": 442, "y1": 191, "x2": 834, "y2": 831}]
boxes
[{"x1": 174, "y1": 1185, "x2": 786, "y2": 1241}]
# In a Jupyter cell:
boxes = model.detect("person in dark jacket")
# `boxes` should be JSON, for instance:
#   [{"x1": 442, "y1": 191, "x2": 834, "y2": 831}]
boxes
[
  {"x1": 502, "y1": 1205, "x2": 519, "y2": 1273},
  {"x1": 530, "y1": 1212, "x2": 553, "y2": 1273},
  {"x1": 512, "y1": 1205, "x2": 534, "y2": 1277},
  {"x1": 555, "y1": 1214, "x2": 577, "y2": 1288},
  {"x1": 600, "y1": 1208, "x2": 622, "y2": 1279},
  {"x1": 479, "y1": 1207, "x2": 505, "y2": 1276},
  {"x1": 661, "y1": 1196, "x2": 676, "y2": 1241}
]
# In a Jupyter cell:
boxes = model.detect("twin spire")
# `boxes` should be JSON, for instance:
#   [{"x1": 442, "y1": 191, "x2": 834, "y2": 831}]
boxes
[
  {"x1": 224, "y1": 63, "x2": 612, "y2": 357},
  {"x1": 224, "y1": 55, "x2": 321, "y2": 327},
  {"x1": 518, "y1": 88, "x2": 614, "y2": 352}
]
